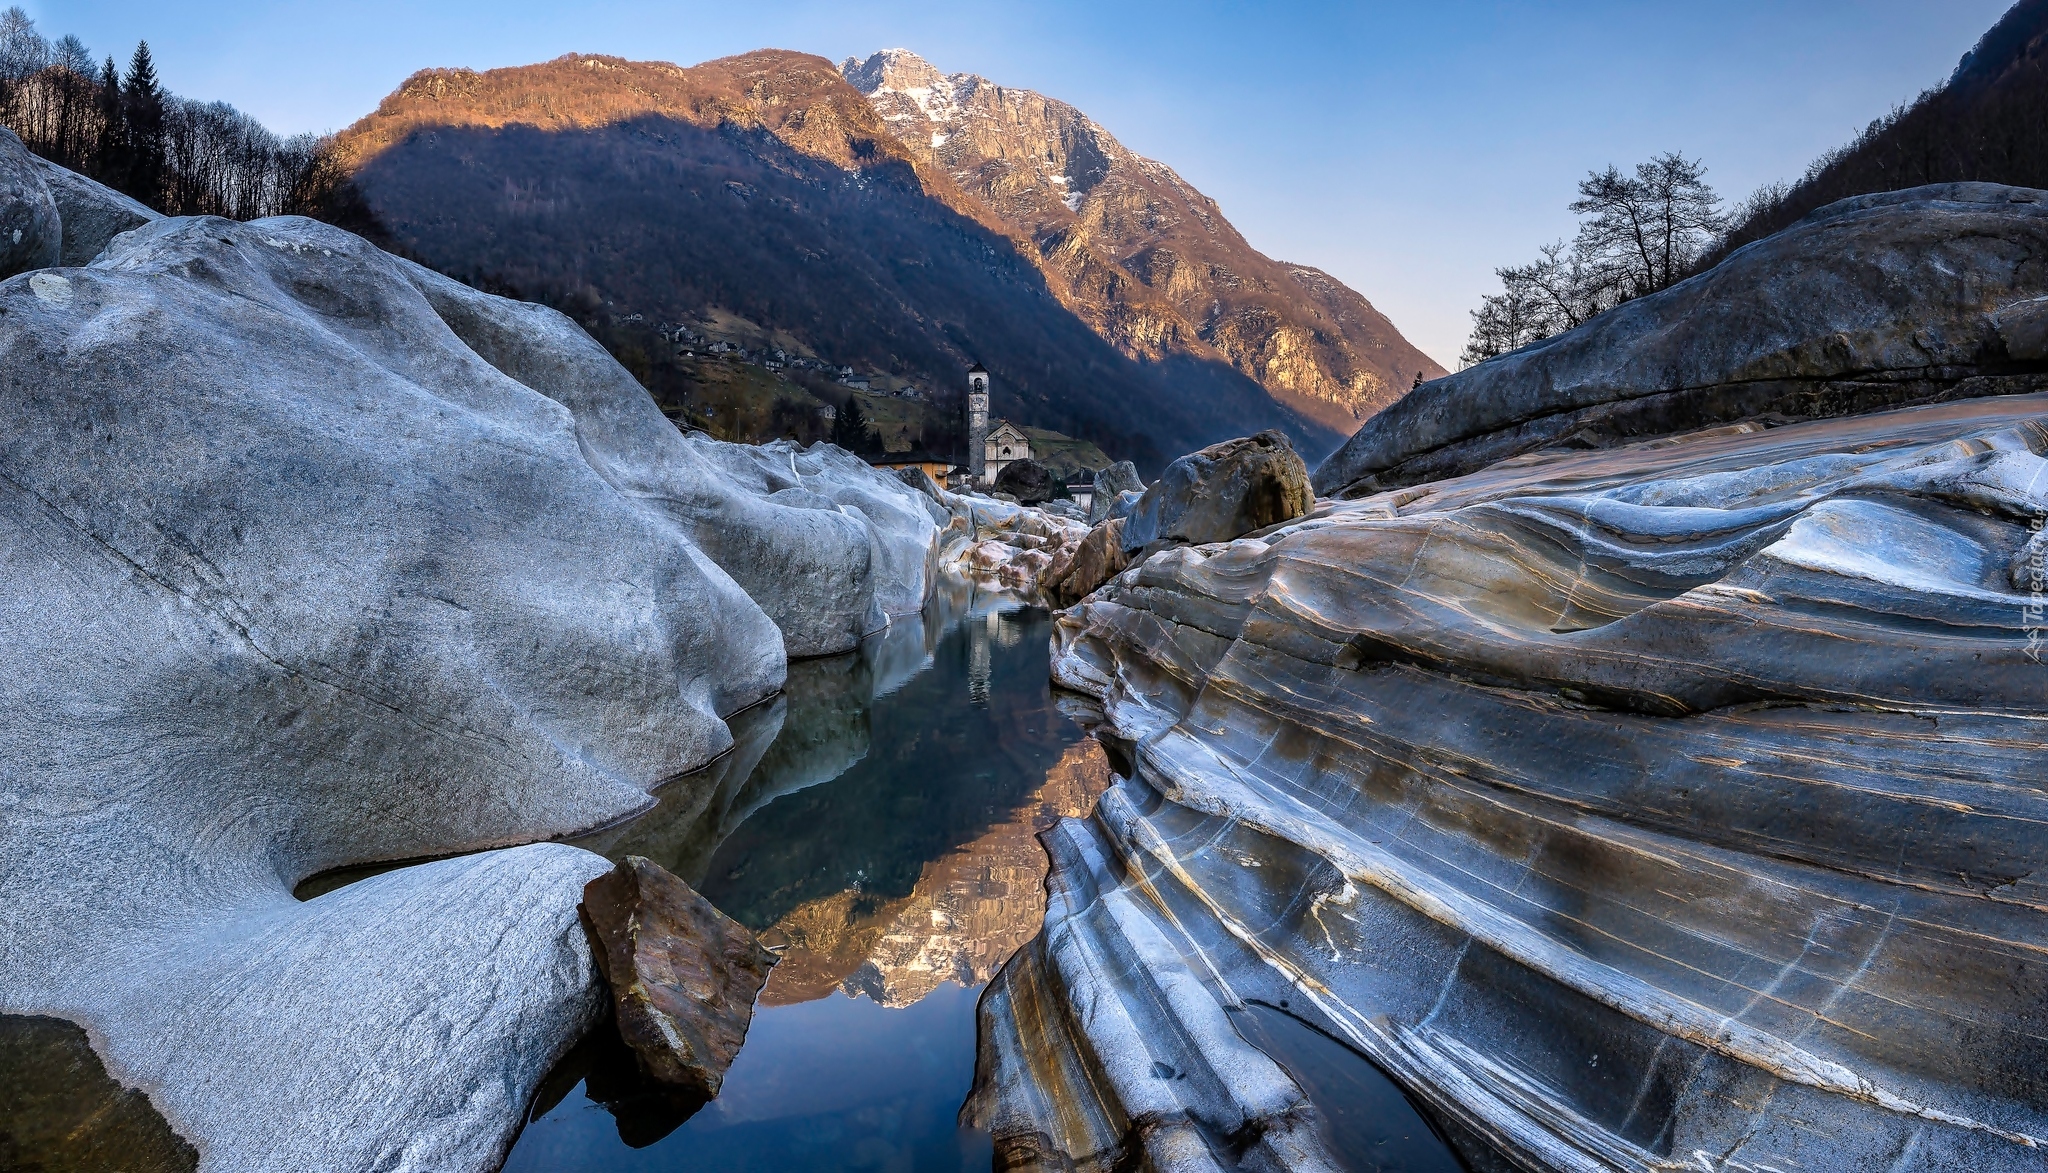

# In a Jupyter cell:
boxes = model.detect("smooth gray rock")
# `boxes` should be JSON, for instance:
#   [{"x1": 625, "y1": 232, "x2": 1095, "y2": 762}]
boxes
[
  {"x1": 678, "y1": 437, "x2": 945, "y2": 626},
  {"x1": 1086, "y1": 460, "x2": 1143, "y2": 524},
  {"x1": 1316, "y1": 182, "x2": 2048, "y2": 496},
  {"x1": 0, "y1": 212, "x2": 834, "y2": 1171},
  {"x1": 1103, "y1": 487, "x2": 1143, "y2": 524},
  {"x1": 396, "y1": 260, "x2": 938, "y2": 655},
  {"x1": 29, "y1": 153, "x2": 160, "y2": 265},
  {"x1": 0, "y1": 128, "x2": 60, "y2": 278},
  {"x1": 1039, "y1": 498, "x2": 1087, "y2": 522},
  {"x1": 896, "y1": 464, "x2": 945, "y2": 501},
  {"x1": 1119, "y1": 429, "x2": 1313, "y2": 554}
]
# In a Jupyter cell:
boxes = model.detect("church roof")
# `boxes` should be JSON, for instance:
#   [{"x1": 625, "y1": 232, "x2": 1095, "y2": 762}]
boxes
[{"x1": 966, "y1": 360, "x2": 988, "y2": 376}]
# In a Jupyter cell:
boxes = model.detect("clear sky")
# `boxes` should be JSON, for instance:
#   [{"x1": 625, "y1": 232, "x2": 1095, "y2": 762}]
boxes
[{"x1": 22, "y1": 1, "x2": 2020, "y2": 366}]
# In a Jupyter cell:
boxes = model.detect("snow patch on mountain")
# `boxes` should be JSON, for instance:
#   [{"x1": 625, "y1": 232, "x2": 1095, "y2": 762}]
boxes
[{"x1": 840, "y1": 49, "x2": 962, "y2": 123}]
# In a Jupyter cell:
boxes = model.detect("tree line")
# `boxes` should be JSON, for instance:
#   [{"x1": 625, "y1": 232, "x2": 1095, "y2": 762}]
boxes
[{"x1": 0, "y1": 7, "x2": 363, "y2": 222}]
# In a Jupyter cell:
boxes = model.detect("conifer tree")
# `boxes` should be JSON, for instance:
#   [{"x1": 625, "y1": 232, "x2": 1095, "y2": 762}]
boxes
[
  {"x1": 122, "y1": 41, "x2": 165, "y2": 208},
  {"x1": 830, "y1": 396, "x2": 877, "y2": 454},
  {"x1": 92, "y1": 55, "x2": 125, "y2": 184}
]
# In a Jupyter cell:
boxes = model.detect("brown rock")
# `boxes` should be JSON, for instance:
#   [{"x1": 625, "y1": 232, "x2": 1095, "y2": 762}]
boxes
[
  {"x1": 580, "y1": 856, "x2": 776, "y2": 1096},
  {"x1": 1046, "y1": 516, "x2": 1130, "y2": 604}
]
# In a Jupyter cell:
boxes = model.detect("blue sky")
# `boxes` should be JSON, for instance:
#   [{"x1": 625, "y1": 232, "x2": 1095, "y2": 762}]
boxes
[{"x1": 23, "y1": 1, "x2": 2018, "y2": 365}]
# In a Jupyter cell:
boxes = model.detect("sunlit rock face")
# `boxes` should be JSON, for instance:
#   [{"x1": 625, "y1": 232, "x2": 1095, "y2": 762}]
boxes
[
  {"x1": 1318, "y1": 183, "x2": 2048, "y2": 498},
  {"x1": 0, "y1": 199, "x2": 935, "y2": 1170},
  {"x1": 986, "y1": 391, "x2": 2048, "y2": 1171}
]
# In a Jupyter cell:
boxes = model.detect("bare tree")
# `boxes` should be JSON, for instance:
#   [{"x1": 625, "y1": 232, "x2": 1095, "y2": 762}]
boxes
[
  {"x1": 1464, "y1": 152, "x2": 1723, "y2": 364},
  {"x1": 1570, "y1": 153, "x2": 1724, "y2": 297},
  {"x1": 51, "y1": 33, "x2": 90, "y2": 75},
  {"x1": 0, "y1": 6, "x2": 46, "y2": 80}
]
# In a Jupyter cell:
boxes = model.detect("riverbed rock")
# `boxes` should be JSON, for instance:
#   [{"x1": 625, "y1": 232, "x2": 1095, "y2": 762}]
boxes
[
  {"x1": 996, "y1": 391, "x2": 2048, "y2": 1172},
  {"x1": 0, "y1": 188, "x2": 939, "y2": 1171},
  {"x1": 581, "y1": 857, "x2": 776, "y2": 1097},
  {"x1": 0, "y1": 128, "x2": 61, "y2": 278},
  {"x1": 994, "y1": 457, "x2": 1059, "y2": 504},
  {"x1": 1043, "y1": 516, "x2": 1129, "y2": 605},
  {"x1": 1087, "y1": 460, "x2": 1144, "y2": 524},
  {"x1": 1120, "y1": 430, "x2": 1313, "y2": 554},
  {"x1": 28, "y1": 153, "x2": 159, "y2": 264},
  {"x1": 897, "y1": 465, "x2": 946, "y2": 501},
  {"x1": 398, "y1": 260, "x2": 939, "y2": 653},
  {"x1": 1315, "y1": 182, "x2": 2048, "y2": 497}
]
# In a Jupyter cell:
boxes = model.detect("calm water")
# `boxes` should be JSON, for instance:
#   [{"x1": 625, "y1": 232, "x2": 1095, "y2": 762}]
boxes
[
  {"x1": 499, "y1": 579, "x2": 1468, "y2": 1173},
  {"x1": 505, "y1": 585, "x2": 1104, "y2": 1172}
]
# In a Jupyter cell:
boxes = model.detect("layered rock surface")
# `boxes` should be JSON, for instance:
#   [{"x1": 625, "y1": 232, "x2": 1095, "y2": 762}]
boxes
[
  {"x1": 0, "y1": 166, "x2": 943, "y2": 1171},
  {"x1": 1317, "y1": 183, "x2": 2048, "y2": 497},
  {"x1": 987, "y1": 391, "x2": 2048, "y2": 1171}
]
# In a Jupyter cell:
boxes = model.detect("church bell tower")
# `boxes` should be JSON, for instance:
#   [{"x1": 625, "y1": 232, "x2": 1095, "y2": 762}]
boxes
[{"x1": 965, "y1": 361, "x2": 990, "y2": 484}]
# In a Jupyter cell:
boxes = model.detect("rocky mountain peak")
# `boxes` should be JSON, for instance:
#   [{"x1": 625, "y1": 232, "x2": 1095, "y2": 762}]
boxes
[
  {"x1": 839, "y1": 47, "x2": 1446, "y2": 432},
  {"x1": 840, "y1": 48, "x2": 962, "y2": 123}
]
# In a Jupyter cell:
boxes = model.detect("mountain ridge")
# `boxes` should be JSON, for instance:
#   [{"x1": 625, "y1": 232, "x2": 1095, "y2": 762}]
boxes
[
  {"x1": 841, "y1": 48, "x2": 1443, "y2": 432},
  {"x1": 334, "y1": 48, "x2": 1434, "y2": 465}
]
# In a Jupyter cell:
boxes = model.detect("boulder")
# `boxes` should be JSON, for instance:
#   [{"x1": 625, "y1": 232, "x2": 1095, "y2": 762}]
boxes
[
  {"x1": 993, "y1": 457, "x2": 1058, "y2": 504},
  {"x1": 1086, "y1": 460, "x2": 1144, "y2": 524},
  {"x1": 29, "y1": 153, "x2": 159, "y2": 265},
  {"x1": 0, "y1": 128, "x2": 60, "y2": 279},
  {"x1": 0, "y1": 191, "x2": 929, "y2": 1170},
  {"x1": 580, "y1": 857, "x2": 777, "y2": 1097},
  {"x1": 1315, "y1": 183, "x2": 2048, "y2": 496},
  {"x1": 397, "y1": 259, "x2": 938, "y2": 654},
  {"x1": 1103, "y1": 487, "x2": 1143, "y2": 523},
  {"x1": 1043, "y1": 516, "x2": 1129, "y2": 605},
  {"x1": 996, "y1": 372, "x2": 2048, "y2": 1170},
  {"x1": 674, "y1": 437, "x2": 944, "y2": 623},
  {"x1": 896, "y1": 465, "x2": 945, "y2": 501},
  {"x1": 1120, "y1": 430, "x2": 1312, "y2": 554}
]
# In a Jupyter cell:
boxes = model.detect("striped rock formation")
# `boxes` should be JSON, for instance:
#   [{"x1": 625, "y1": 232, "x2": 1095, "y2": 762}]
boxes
[{"x1": 974, "y1": 186, "x2": 2048, "y2": 1172}]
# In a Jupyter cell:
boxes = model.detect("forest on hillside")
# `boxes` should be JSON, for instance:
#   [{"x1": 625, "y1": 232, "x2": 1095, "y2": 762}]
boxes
[
  {"x1": 0, "y1": 8, "x2": 363, "y2": 223},
  {"x1": 1700, "y1": 0, "x2": 2048, "y2": 269}
]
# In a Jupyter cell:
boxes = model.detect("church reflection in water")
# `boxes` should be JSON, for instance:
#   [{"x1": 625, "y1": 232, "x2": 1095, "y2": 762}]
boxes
[{"x1": 505, "y1": 577, "x2": 1108, "y2": 1173}]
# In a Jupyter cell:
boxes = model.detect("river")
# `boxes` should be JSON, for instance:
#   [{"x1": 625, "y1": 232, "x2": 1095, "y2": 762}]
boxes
[{"x1": 500, "y1": 580, "x2": 1465, "y2": 1172}]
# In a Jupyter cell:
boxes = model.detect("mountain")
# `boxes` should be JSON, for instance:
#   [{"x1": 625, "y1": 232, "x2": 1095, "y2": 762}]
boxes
[
  {"x1": 1705, "y1": 0, "x2": 2048, "y2": 267},
  {"x1": 841, "y1": 49, "x2": 1442, "y2": 433},
  {"x1": 334, "y1": 50, "x2": 1435, "y2": 468}
]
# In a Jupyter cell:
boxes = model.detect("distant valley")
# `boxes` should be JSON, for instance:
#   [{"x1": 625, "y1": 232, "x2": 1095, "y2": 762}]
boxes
[{"x1": 334, "y1": 49, "x2": 1440, "y2": 469}]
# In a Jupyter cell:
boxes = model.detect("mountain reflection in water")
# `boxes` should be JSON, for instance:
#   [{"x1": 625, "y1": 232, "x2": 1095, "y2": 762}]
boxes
[{"x1": 505, "y1": 581, "x2": 1105, "y2": 1172}]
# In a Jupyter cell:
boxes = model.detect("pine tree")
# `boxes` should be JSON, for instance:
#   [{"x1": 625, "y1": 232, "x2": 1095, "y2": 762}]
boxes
[
  {"x1": 121, "y1": 41, "x2": 165, "y2": 209},
  {"x1": 92, "y1": 55, "x2": 125, "y2": 184},
  {"x1": 830, "y1": 396, "x2": 876, "y2": 454}
]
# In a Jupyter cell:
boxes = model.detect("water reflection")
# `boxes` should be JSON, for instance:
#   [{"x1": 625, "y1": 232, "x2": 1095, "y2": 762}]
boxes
[{"x1": 507, "y1": 579, "x2": 1106, "y2": 1172}]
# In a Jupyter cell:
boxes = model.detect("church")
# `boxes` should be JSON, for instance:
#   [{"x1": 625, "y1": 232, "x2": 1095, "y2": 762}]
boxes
[{"x1": 963, "y1": 362, "x2": 1032, "y2": 486}]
